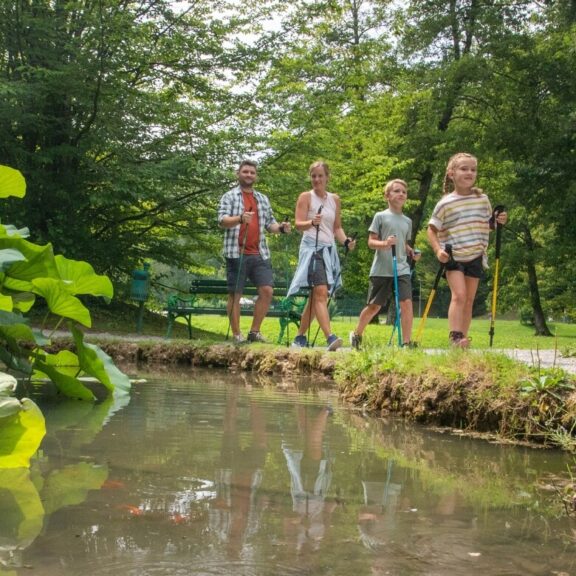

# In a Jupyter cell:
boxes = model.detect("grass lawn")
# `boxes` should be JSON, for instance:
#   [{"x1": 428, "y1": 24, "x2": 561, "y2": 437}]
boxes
[
  {"x1": 185, "y1": 314, "x2": 576, "y2": 352},
  {"x1": 83, "y1": 300, "x2": 575, "y2": 352}
]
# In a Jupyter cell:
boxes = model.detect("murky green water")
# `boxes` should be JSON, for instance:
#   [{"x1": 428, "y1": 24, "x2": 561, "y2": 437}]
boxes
[{"x1": 2, "y1": 369, "x2": 575, "y2": 575}]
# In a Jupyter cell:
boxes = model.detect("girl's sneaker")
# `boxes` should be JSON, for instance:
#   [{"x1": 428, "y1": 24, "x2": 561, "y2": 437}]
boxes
[
  {"x1": 449, "y1": 331, "x2": 470, "y2": 348},
  {"x1": 327, "y1": 334, "x2": 343, "y2": 351}
]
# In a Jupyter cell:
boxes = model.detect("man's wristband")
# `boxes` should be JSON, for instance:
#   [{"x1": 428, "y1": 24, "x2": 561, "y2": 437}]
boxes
[
  {"x1": 239, "y1": 214, "x2": 244, "y2": 224},
  {"x1": 279, "y1": 224, "x2": 286, "y2": 234}
]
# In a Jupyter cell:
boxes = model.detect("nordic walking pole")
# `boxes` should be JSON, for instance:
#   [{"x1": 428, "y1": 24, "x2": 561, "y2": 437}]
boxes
[
  {"x1": 489, "y1": 205, "x2": 505, "y2": 348},
  {"x1": 391, "y1": 242, "x2": 403, "y2": 347},
  {"x1": 306, "y1": 205, "x2": 323, "y2": 347},
  {"x1": 226, "y1": 207, "x2": 251, "y2": 341},
  {"x1": 283, "y1": 214, "x2": 293, "y2": 347},
  {"x1": 414, "y1": 244, "x2": 452, "y2": 344},
  {"x1": 311, "y1": 232, "x2": 357, "y2": 347}
]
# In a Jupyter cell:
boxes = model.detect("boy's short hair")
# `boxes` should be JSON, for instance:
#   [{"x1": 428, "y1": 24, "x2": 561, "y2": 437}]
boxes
[{"x1": 383, "y1": 179, "x2": 408, "y2": 198}]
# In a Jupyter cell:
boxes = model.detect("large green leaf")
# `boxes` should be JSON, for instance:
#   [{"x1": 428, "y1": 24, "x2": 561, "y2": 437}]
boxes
[
  {"x1": 0, "y1": 223, "x2": 30, "y2": 238},
  {"x1": 0, "y1": 324, "x2": 49, "y2": 347},
  {"x1": 0, "y1": 248, "x2": 26, "y2": 272},
  {"x1": 31, "y1": 278, "x2": 91, "y2": 326},
  {"x1": 0, "y1": 165, "x2": 26, "y2": 199},
  {"x1": 33, "y1": 355, "x2": 95, "y2": 401},
  {"x1": 71, "y1": 324, "x2": 131, "y2": 397},
  {"x1": 0, "y1": 373, "x2": 17, "y2": 396},
  {"x1": 0, "y1": 291, "x2": 14, "y2": 311},
  {"x1": 0, "y1": 397, "x2": 21, "y2": 419},
  {"x1": 0, "y1": 398, "x2": 46, "y2": 469},
  {"x1": 0, "y1": 239, "x2": 59, "y2": 288},
  {"x1": 55, "y1": 255, "x2": 114, "y2": 298}
]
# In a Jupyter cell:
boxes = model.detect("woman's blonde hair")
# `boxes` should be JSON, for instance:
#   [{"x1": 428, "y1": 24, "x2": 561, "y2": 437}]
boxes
[
  {"x1": 309, "y1": 161, "x2": 330, "y2": 178},
  {"x1": 384, "y1": 179, "x2": 408, "y2": 198},
  {"x1": 443, "y1": 153, "x2": 482, "y2": 196}
]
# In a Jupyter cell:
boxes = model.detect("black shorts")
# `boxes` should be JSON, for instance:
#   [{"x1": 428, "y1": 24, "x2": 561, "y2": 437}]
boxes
[
  {"x1": 445, "y1": 255, "x2": 484, "y2": 279},
  {"x1": 226, "y1": 255, "x2": 274, "y2": 292},
  {"x1": 367, "y1": 275, "x2": 412, "y2": 307},
  {"x1": 307, "y1": 249, "x2": 329, "y2": 287}
]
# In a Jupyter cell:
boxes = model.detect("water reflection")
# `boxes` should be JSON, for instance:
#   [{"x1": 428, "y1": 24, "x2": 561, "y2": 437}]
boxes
[{"x1": 2, "y1": 369, "x2": 574, "y2": 576}]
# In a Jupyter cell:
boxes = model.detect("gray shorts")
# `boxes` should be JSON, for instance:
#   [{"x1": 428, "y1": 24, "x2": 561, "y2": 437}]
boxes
[
  {"x1": 226, "y1": 255, "x2": 274, "y2": 293},
  {"x1": 366, "y1": 275, "x2": 412, "y2": 307}
]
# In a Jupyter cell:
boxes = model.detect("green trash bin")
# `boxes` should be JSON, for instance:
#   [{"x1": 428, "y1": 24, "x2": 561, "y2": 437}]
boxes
[{"x1": 130, "y1": 263, "x2": 150, "y2": 332}]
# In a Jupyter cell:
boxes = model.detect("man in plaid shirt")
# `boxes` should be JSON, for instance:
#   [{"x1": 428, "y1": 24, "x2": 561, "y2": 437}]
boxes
[{"x1": 218, "y1": 160, "x2": 291, "y2": 343}]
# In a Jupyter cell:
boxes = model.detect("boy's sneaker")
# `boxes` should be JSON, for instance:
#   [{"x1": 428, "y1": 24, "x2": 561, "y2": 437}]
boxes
[
  {"x1": 247, "y1": 331, "x2": 267, "y2": 343},
  {"x1": 291, "y1": 334, "x2": 308, "y2": 348},
  {"x1": 402, "y1": 341, "x2": 418, "y2": 349},
  {"x1": 233, "y1": 333, "x2": 245, "y2": 344},
  {"x1": 327, "y1": 334, "x2": 343, "y2": 351},
  {"x1": 349, "y1": 331, "x2": 362, "y2": 350}
]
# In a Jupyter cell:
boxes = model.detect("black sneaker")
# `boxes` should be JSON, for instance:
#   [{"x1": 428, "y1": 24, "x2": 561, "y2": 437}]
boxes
[
  {"x1": 349, "y1": 331, "x2": 362, "y2": 350},
  {"x1": 247, "y1": 331, "x2": 267, "y2": 343}
]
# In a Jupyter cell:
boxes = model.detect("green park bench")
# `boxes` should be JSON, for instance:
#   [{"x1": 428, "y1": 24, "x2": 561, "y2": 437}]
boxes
[{"x1": 165, "y1": 278, "x2": 308, "y2": 344}]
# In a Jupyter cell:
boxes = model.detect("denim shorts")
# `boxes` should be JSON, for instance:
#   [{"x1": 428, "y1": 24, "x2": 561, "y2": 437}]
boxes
[{"x1": 226, "y1": 255, "x2": 274, "y2": 292}]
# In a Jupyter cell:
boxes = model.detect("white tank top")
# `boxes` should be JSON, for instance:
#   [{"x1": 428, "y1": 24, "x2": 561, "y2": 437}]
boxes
[{"x1": 304, "y1": 191, "x2": 337, "y2": 245}]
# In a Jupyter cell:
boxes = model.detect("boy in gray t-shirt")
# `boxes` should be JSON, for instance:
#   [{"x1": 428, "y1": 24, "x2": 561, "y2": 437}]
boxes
[{"x1": 349, "y1": 179, "x2": 420, "y2": 349}]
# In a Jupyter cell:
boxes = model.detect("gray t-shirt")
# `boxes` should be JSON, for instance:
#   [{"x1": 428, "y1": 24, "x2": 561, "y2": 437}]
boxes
[{"x1": 368, "y1": 209, "x2": 413, "y2": 277}]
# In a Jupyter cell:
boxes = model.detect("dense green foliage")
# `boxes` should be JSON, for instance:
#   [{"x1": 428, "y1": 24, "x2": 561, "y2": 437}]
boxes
[{"x1": 0, "y1": 0, "x2": 574, "y2": 333}]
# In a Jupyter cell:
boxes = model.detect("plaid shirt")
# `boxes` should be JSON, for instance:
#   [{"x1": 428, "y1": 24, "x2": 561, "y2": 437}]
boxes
[{"x1": 217, "y1": 186, "x2": 277, "y2": 259}]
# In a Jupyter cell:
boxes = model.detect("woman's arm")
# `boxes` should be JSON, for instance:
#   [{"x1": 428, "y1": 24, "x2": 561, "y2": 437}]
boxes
[{"x1": 295, "y1": 191, "x2": 316, "y2": 231}]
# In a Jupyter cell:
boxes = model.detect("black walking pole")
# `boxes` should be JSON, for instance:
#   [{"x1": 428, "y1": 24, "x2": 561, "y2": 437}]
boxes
[
  {"x1": 390, "y1": 243, "x2": 403, "y2": 347},
  {"x1": 311, "y1": 232, "x2": 357, "y2": 347},
  {"x1": 414, "y1": 244, "x2": 452, "y2": 344},
  {"x1": 306, "y1": 205, "x2": 323, "y2": 347},
  {"x1": 489, "y1": 205, "x2": 505, "y2": 347},
  {"x1": 226, "y1": 208, "x2": 250, "y2": 341},
  {"x1": 283, "y1": 214, "x2": 293, "y2": 347}
]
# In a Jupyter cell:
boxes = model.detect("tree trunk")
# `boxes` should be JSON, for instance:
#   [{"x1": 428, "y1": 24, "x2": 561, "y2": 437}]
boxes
[{"x1": 523, "y1": 225, "x2": 552, "y2": 336}]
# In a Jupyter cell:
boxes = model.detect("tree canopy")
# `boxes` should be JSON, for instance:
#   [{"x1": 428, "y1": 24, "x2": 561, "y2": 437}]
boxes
[{"x1": 1, "y1": 0, "x2": 574, "y2": 332}]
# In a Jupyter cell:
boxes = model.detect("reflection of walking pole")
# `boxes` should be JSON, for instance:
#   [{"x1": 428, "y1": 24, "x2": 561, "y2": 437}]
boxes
[
  {"x1": 226, "y1": 209, "x2": 250, "y2": 341},
  {"x1": 391, "y1": 243, "x2": 402, "y2": 347},
  {"x1": 311, "y1": 233, "x2": 356, "y2": 347},
  {"x1": 489, "y1": 205, "x2": 505, "y2": 348},
  {"x1": 414, "y1": 244, "x2": 452, "y2": 344},
  {"x1": 306, "y1": 205, "x2": 323, "y2": 347}
]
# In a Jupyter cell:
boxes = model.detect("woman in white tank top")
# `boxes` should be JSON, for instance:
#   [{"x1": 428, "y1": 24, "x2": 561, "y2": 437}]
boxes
[{"x1": 288, "y1": 161, "x2": 356, "y2": 351}]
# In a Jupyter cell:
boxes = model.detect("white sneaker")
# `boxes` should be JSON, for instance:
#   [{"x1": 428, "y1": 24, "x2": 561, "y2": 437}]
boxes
[{"x1": 233, "y1": 333, "x2": 245, "y2": 344}]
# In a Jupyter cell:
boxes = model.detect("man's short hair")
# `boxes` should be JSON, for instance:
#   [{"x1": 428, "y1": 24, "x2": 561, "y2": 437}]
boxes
[{"x1": 238, "y1": 159, "x2": 258, "y2": 171}]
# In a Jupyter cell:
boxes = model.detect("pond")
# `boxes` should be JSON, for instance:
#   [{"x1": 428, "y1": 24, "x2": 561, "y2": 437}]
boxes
[{"x1": 2, "y1": 369, "x2": 575, "y2": 575}]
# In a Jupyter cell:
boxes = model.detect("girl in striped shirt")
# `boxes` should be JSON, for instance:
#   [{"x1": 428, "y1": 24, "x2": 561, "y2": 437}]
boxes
[{"x1": 427, "y1": 153, "x2": 507, "y2": 348}]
